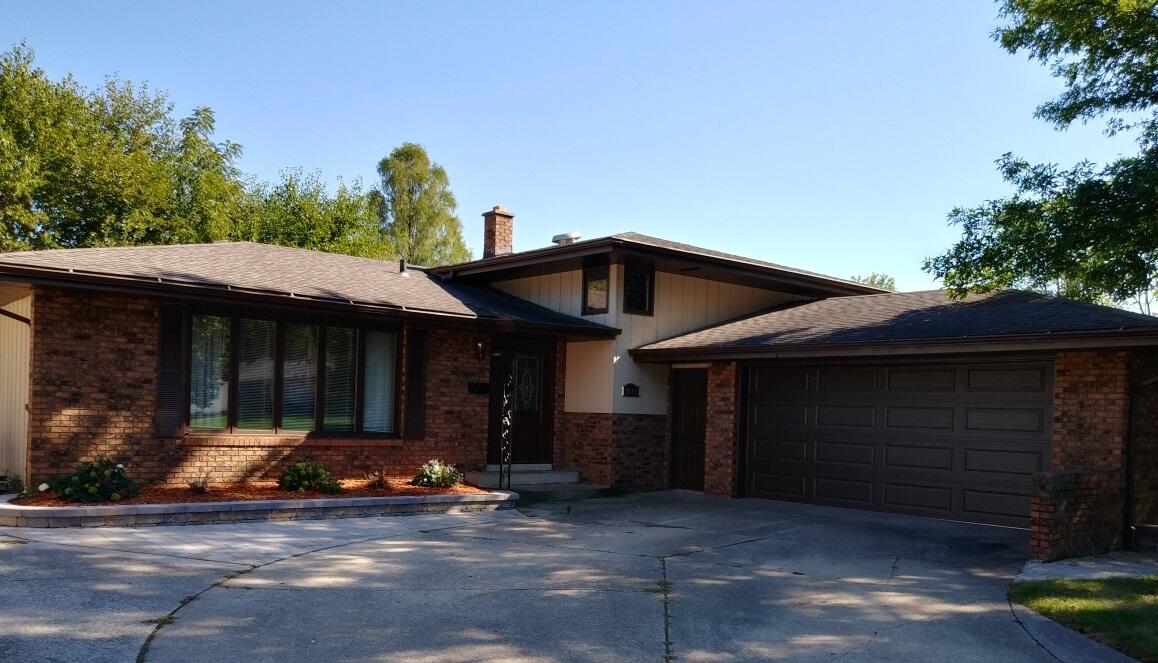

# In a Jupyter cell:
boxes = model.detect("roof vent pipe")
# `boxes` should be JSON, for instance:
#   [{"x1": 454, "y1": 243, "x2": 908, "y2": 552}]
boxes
[
  {"x1": 399, "y1": 258, "x2": 409, "y2": 277},
  {"x1": 552, "y1": 232, "x2": 581, "y2": 246}
]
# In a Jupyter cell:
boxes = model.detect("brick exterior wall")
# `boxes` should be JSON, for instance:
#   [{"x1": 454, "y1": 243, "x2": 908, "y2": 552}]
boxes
[
  {"x1": 703, "y1": 362, "x2": 738, "y2": 497},
  {"x1": 26, "y1": 287, "x2": 492, "y2": 486},
  {"x1": 556, "y1": 411, "x2": 667, "y2": 490},
  {"x1": 1030, "y1": 350, "x2": 1137, "y2": 561},
  {"x1": 1129, "y1": 352, "x2": 1158, "y2": 527}
]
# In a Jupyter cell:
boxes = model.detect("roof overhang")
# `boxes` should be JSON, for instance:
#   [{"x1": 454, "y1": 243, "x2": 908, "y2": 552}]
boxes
[
  {"x1": 631, "y1": 330, "x2": 1158, "y2": 362},
  {"x1": 433, "y1": 237, "x2": 883, "y2": 298},
  {"x1": 0, "y1": 266, "x2": 619, "y2": 341}
]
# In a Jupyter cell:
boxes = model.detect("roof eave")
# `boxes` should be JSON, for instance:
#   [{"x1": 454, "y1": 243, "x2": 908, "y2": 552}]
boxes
[
  {"x1": 0, "y1": 266, "x2": 620, "y2": 339},
  {"x1": 630, "y1": 330, "x2": 1158, "y2": 361}
]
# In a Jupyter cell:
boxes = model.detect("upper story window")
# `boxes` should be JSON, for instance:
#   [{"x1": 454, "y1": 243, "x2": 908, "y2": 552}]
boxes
[
  {"x1": 187, "y1": 314, "x2": 398, "y2": 435},
  {"x1": 582, "y1": 266, "x2": 609, "y2": 315},
  {"x1": 622, "y1": 266, "x2": 654, "y2": 315}
]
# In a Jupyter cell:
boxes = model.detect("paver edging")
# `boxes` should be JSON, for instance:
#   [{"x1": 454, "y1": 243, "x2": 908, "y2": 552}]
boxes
[{"x1": 0, "y1": 490, "x2": 519, "y2": 528}]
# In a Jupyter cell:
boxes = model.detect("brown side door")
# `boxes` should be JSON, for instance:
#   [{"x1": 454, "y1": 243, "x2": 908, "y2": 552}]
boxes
[
  {"x1": 671, "y1": 368, "x2": 708, "y2": 490},
  {"x1": 744, "y1": 359, "x2": 1053, "y2": 527}
]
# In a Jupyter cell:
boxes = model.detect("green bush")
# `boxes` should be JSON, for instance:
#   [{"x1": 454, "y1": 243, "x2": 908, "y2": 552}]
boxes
[
  {"x1": 3, "y1": 473, "x2": 23, "y2": 495},
  {"x1": 50, "y1": 457, "x2": 139, "y2": 503},
  {"x1": 278, "y1": 459, "x2": 342, "y2": 494},
  {"x1": 410, "y1": 459, "x2": 463, "y2": 488}
]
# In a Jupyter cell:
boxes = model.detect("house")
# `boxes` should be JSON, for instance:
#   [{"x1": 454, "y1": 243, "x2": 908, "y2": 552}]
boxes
[{"x1": 2, "y1": 205, "x2": 1157, "y2": 561}]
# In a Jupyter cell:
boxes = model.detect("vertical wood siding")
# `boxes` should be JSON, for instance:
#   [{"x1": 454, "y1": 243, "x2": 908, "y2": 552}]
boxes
[
  {"x1": 494, "y1": 269, "x2": 799, "y2": 414},
  {"x1": 0, "y1": 295, "x2": 30, "y2": 481}
]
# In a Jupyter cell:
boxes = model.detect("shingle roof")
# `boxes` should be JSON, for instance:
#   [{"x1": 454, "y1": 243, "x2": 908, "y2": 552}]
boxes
[
  {"x1": 0, "y1": 242, "x2": 616, "y2": 334},
  {"x1": 634, "y1": 289, "x2": 1158, "y2": 355},
  {"x1": 432, "y1": 231, "x2": 884, "y2": 295}
]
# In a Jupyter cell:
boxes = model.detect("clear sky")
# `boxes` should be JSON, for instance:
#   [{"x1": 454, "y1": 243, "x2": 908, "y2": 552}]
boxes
[{"x1": 4, "y1": 1, "x2": 1138, "y2": 290}]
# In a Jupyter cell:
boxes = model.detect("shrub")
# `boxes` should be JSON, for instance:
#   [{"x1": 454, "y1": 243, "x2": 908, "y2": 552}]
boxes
[
  {"x1": 278, "y1": 459, "x2": 342, "y2": 494},
  {"x1": 3, "y1": 473, "x2": 23, "y2": 495},
  {"x1": 410, "y1": 459, "x2": 463, "y2": 488},
  {"x1": 187, "y1": 474, "x2": 211, "y2": 494},
  {"x1": 50, "y1": 457, "x2": 139, "y2": 503}
]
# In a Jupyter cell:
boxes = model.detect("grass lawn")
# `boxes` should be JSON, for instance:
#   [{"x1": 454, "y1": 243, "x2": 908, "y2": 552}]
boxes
[{"x1": 1009, "y1": 575, "x2": 1158, "y2": 662}]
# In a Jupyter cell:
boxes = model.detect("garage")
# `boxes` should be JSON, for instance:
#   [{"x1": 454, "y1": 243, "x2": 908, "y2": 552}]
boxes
[{"x1": 742, "y1": 359, "x2": 1053, "y2": 527}]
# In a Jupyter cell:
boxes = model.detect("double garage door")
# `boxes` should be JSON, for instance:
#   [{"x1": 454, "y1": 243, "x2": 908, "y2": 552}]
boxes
[{"x1": 744, "y1": 359, "x2": 1053, "y2": 527}]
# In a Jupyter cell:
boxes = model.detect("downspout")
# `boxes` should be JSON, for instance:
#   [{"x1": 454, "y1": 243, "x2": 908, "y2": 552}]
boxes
[{"x1": 1125, "y1": 374, "x2": 1158, "y2": 550}]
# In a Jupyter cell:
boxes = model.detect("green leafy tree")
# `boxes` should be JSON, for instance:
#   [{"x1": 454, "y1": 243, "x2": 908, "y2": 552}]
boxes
[
  {"x1": 377, "y1": 142, "x2": 471, "y2": 266},
  {"x1": 925, "y1": 1, "x2": 1158, "y2": 312},
  {"x1": 850, "y1": 273, "x2": 897, "y2": 291},
  {"x1": 237, "y1": 169, "x2": 390, "y2": 258}
]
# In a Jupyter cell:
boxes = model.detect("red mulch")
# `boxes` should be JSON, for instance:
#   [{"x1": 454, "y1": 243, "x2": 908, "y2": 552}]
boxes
[{"x1": 12, "y1": 478, "x2": 488, "y2": 507}]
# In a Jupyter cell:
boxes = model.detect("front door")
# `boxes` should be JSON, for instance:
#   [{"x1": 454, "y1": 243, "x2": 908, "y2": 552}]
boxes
[
  {"x1": 489, "y1": 338, "x2": 555, "y2": 464},
  {"x1": 671, "y1": 369, "x2": 707, "y2": 490}
]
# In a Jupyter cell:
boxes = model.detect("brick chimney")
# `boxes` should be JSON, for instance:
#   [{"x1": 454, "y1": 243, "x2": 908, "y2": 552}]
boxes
[{"x1": 482, "y1": 205, "x2": 514, "y2": 258}]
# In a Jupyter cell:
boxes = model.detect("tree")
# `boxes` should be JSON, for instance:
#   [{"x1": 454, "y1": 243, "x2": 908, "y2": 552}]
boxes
[
  {"x1": 236, "y1": 169, "x2": 390, "y2": 258},
  {"x1": 850, "y1": 273, "x2": 897, "y2": 291},
  {"x1": 376, "y1": 143, "x2": 471, "y2": 266},
  {"x1": 925, "y1": 1, "x2": 1158, "y2": 310}
]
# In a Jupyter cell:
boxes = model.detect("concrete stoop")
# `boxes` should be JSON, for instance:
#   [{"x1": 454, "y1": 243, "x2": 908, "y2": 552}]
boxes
[{"x1": 464, "y1": 465, "x2": 611, "y2": 503}]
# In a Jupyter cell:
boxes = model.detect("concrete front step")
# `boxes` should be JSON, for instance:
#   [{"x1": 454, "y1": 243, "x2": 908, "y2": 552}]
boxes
[
  {"x1": 515, "y1": 483, "x2": 615, "y2": 503},
  {"x1": 465, "y1": 468, "x2": 580, "y2": 488}
]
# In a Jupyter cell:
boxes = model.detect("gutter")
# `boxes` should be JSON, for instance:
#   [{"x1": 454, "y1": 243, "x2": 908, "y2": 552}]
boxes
[{"x1": 0, "y1": 267, "x2": 619, "y2": 340}]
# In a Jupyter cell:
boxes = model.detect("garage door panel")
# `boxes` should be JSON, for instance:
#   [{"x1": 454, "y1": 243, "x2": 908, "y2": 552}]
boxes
[
  {"x1": 816, "y1": 440, "x2": 874, "y2": 466},
  {"x1": 883, "y1": 482, "x2": 953, "y2": 512},
  {"x1": 753, "y1": 404, "x2": 809, "y2": 426},
  {"x1": 817, "y1": 367, "x2": 877, "y2": 392},
  {"x1": 887, "y1": 367, "x2": 956, "y2": 392},
  {"x1": 963, "y1": 448, "x2": 1044, "y2": 476},
  {"x1": 745, "y1": 359, "x2": 1052, "y2": 527},
  {"x1": 816, "y1": 405, "x2": 876, "y2": 427},
  {"x1": 967, "y1": 366, "x2": 1047, "y2": 392},
  {"x1": 814, "y1": 477, "x2": 874, "y2": 504},
  {"x1": 752, "y1": 472, "x2": 808, "y2": 497},
  {"x1": 884, "y1": 444, "x2": 954, "y2": 471},
  {"x1": 964, "y1": 407, "x2": 1045, "y2": 434},
  {"x1": 886, "y1": 406, "x2": 955, "y2": 430}
]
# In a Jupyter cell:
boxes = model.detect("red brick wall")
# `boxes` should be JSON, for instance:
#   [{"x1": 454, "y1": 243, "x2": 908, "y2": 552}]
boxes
[
  {"x1": 26, "y1": 287, "x2": 491, "y2": 486},
  {"x1": 1129, "y1": 352, "x2": 1158, "y2": 525},
  {"x1": 557, "y1": 412, "x2": 613, "y2": 486},
  {"x1": 610, "y1": 413, "x2": 667, "y2": 490},
  {"x1": 703, "y1": 362, "x2": 738, "y2": 497},
  {"x1": 1030, "y1": 350, "x2": 1132, "y2": 560}
]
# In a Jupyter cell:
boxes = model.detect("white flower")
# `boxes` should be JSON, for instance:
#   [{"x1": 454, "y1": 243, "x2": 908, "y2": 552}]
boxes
[
  {"x1": 116, "y1": 464, "x2": 124, "y2": 469},
  {"x1": 37, "y1": 483, "x2": 49, "y2": 492}
]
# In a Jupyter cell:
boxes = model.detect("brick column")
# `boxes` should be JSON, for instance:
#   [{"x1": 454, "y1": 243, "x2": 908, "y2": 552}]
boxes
[
  {"x1": 703, "y1": 361, "x2": 738, "y2": 497},
  {"x1": 1030, "y1": 350, "x2": 1130, "y2": 560}
]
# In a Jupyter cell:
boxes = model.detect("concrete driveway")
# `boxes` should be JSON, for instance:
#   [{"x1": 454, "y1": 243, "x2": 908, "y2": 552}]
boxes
[{"x1": 0, "y1": 491, "x2": 1131, "y2": 662}]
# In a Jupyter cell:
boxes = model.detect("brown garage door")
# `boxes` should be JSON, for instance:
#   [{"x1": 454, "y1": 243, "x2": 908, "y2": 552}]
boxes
[{"x1": 744, "y1": 359, "x2": 1053, "y2": 527}]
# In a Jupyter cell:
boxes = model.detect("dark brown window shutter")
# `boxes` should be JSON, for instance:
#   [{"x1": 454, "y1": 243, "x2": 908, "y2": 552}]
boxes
[
  {"x1": 404, "y1": 328, "x2": 427, "y2": 439},
  {"x1": 156, "y1": 304, "x2": 188, "y2": 437}
]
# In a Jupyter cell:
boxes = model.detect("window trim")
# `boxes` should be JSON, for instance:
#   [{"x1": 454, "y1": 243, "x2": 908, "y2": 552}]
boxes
[
  {"x1": 183, "y1": 309, "x2": 403, "y2": 438},
  {"x1": 622, "y1": 265, "x2": 655, "y2": 316},
  {"x1": 582, "y1": 266, "x2": 610, "y2": 316}
]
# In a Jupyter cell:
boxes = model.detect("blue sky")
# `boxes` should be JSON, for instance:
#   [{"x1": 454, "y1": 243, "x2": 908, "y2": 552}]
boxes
[{"x1": 4, "y1": 1, "x2": 1138, "y2": 289}]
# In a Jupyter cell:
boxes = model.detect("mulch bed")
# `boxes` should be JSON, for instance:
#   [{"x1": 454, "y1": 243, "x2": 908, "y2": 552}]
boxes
[{"x1": 11, "y1": 478, "x2": 488, "y2": 507}]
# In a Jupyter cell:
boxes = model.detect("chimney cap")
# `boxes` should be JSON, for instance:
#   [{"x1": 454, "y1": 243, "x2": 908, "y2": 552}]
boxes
[
  {"x1": 483, "y1": 205, "x2": 513, "y2": 217},
  {"x1": 552, "y1": 232, "x2": 582, "y2": 246}
]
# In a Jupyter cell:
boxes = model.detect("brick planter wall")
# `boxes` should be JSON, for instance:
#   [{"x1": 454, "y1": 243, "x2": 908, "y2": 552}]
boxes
[
  {"x1": 557, "y1": 411, "x2": 668, "y2": 490},
  {"x1": 703, "y1": 361, "x2": 738, "y2": 497},
  {"x1": 26, "y1": 287, "x2": 491, "y2": 486}
]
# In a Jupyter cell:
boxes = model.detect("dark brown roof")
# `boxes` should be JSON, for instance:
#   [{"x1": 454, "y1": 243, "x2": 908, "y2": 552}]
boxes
[
  {"x1": 432, "y1": 231, "x2": 884, "y2": 296},
  {"x1": 0, "y1": 242, "x2": 616, "y2": 335},
  {"x1": 633, "y1": 290, "x2": 1158, "y2": 358}
]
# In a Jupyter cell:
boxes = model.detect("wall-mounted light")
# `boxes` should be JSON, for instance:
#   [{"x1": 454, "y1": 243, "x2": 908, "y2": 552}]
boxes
[{"x1": 476, "y1": 339, "x2": 486, "y2": 361}]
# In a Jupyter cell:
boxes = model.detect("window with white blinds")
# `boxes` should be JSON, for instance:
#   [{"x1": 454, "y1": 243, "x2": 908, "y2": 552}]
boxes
[
  {"x1": 362, "y1": 330, "x2": 397, "y2": 433},
  {"x1": 184, "y1": 315, "x2": 398, "y2": 435}
]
